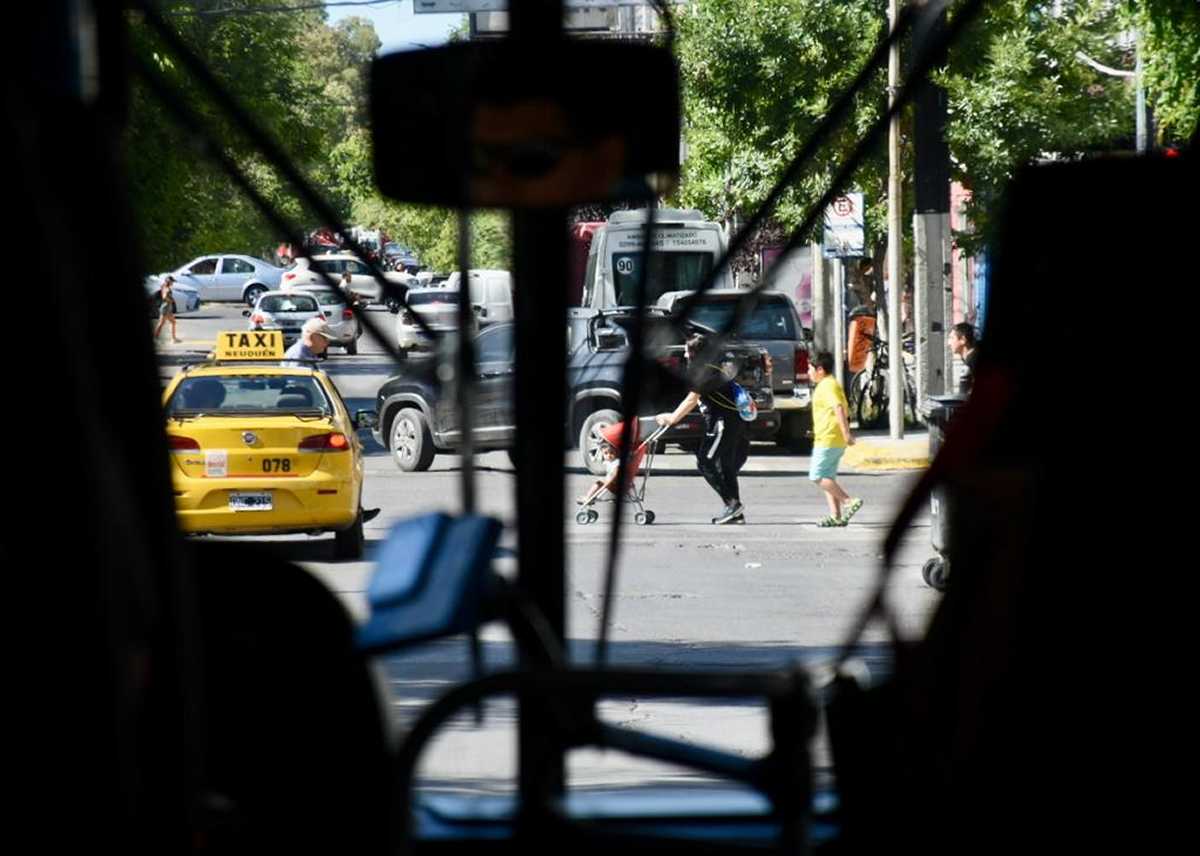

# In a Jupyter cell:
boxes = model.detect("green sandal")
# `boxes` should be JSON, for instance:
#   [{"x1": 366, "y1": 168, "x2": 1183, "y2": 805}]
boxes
[
  {"x1": 840, "y1": 498, "x2": 864, "y2": 523},
  {"x1": 817, "y1": 515, "x2": 846, "y2": 528}
]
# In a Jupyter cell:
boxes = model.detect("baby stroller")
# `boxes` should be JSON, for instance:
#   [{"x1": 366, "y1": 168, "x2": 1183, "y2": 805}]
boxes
[{"x1": 575, "y1": 420, "x2": 669, "y2": 526}]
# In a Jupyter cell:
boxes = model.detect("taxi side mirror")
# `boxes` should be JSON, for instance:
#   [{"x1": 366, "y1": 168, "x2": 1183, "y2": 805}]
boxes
[
  {"x1": 354, "y1": 410, "x2": 379, "y2": 431},
  {"x1": 370, "y1": 39, "x2": 680, "y2": 209},
  {"x1": 242, "y1": 309, "x2": 251, "y2": 317}
]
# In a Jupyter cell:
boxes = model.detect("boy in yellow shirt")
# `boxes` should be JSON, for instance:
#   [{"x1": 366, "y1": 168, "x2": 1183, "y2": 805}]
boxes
[{"x1": 808, "y1": 351, "x2": 863, "y2": 527}]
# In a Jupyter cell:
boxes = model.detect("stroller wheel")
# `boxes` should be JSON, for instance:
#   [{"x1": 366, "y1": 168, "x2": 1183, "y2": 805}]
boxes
[
  {"x1": 576, "y1": 509, "x2": 592, "y2": 525},
  {"x1": 922, "y1": 557, "x2": 948, "y2": 591},
  {"x1": 645, "y1": 510, "x2": 656, "y2": 524},
  {"x1": 587, "y1": 509, "x2": 600, "y2": 524},
  {"x1": 634, "y1": 511, "x2": 650, "y2": 525}
]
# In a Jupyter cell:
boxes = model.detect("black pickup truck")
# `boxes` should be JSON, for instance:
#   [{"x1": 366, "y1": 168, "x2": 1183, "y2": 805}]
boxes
[{"x1": 373, "y1": 309, "x2": 777, "y2": 474}]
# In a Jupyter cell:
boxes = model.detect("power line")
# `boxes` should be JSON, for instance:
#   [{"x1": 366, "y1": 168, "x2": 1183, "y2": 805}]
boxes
[{"x1": 163, "y1": 1, "x2": 403, "y2": 16}]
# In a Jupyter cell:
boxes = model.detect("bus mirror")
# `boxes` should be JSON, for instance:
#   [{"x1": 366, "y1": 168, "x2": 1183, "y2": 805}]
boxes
[{"x1": 370, "y1": 40, "x2": 680, "y2": 209}]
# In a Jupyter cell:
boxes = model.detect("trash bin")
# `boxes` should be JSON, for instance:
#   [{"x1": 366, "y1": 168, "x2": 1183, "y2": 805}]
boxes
[{"x1": 922, "y1": 394, "x2": 967, "y2": 591}]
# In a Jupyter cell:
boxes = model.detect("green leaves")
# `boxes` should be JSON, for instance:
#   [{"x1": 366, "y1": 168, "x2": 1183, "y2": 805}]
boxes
[{"x1": 676, "y1": 0, "x2": 1186, "y2": 258}]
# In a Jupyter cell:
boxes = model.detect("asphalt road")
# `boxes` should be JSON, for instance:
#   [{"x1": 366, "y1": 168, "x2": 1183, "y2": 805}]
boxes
[{"x1": 157, "y1": 303, "x2": 940, "y2": 795}]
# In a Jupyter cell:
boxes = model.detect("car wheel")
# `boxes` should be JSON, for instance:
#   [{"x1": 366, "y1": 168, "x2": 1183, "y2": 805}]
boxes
[
  {"x1": 579, "y1": 408, "x2": 620, "y2": 476},
  {"x1": 344, "y1": 338, "x2": 358, "y2": 356},
  {"x1": 389, "y1": 407, "x2": 435, "y2": 472},
  {"x1": 244, "y1": 284, "x2": 266, "y2": 307},
  {"x1": 333, "y1": 508, "x2": 364, "y2": 560}
]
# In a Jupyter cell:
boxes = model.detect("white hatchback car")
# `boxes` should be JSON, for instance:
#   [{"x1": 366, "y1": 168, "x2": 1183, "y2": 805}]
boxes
[
  {"x1": 243, "y1": 290, "x2": 324, "y2": 347},
  {"x1": 292, "y1": 284, "x2": 364, "y2": 355},
  {"x1": 281, "y1": 253, "x2": 414, "y2": 308}
]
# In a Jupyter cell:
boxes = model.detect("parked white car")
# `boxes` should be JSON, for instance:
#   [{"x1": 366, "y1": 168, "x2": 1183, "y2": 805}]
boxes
[
  {"x1": 149, "y1": 254, "x2": 284, "y2": 305},
  {"x1": 292, "y1": 284, "x2": 364, "y2": 355},
  {"x1": 281, "y1": 253, "x2": 414, "y2": 309}
]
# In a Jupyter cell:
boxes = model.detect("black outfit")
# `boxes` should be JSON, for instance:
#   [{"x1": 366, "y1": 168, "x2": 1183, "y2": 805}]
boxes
[
  {"x1": 960, "y1": 348, "x2": 977, "y2": 394},
  {"x1": 692, "y1": 364, "x2": 744, "y2": 506}
]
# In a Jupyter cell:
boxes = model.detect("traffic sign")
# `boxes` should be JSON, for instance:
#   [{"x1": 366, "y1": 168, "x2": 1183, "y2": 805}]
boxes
[{"x1": 823, "y1": 192, "x2": 865, "y2": 258}]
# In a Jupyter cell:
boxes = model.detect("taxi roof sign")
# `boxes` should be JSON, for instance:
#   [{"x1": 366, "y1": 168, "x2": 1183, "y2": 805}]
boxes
[{"x1": 214, "y1": 330, "x2": 285, "y2": 360}]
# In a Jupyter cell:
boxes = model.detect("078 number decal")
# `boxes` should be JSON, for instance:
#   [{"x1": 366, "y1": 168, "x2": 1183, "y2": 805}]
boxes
[{"x1": 262, "y1": 458, "x2": 292, "y2": 473}]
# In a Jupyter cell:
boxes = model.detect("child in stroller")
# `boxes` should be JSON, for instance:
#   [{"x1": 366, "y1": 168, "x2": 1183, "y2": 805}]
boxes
[{"x1": 575, "y1": 419, "x2": 664, "y2": 526}]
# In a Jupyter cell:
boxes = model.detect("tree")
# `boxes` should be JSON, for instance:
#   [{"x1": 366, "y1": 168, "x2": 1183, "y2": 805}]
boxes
[
  {"x1": 674, "y1": 0, "x2": 1168, "y2": 260},
  {"x1": 939, "y1": 1, "x2": 1137, "y2": 248},
  {"x1": 1125, "y1": 0, "x2": 1200, "y2": 142},
  {"x1": 675, "y1": 0, "x2": 891, "y2": 259}
]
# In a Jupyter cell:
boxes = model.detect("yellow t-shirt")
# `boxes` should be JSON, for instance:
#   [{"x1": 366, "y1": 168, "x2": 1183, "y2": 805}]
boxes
[{"x1": 812, "y1": 376, "x2": 849, "y2": 449}]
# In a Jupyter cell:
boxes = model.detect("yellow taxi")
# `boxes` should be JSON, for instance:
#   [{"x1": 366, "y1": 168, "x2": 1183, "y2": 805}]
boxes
[{"x1": 161, "y1": 331, "x2": 375, "y2": 558}]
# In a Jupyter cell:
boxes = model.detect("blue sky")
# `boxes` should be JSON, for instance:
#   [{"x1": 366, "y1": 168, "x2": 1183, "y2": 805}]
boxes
[{"x1": 329, "y1": 1, "x2": 464, "y2": 54}]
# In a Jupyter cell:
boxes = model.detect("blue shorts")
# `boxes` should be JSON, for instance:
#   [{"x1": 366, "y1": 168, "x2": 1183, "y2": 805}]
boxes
[{"x1": 809, "y1": 446, "x2": 845, "y2": 482}]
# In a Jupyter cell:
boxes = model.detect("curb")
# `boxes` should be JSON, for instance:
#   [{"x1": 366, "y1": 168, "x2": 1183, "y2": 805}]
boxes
[{"x1": 841, "y1": 439, "x2": 930, "y2": 472}]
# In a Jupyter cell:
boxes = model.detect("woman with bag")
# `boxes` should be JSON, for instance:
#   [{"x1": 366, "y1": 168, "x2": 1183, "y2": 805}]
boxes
[
  {"x1": 656, "y1": 332, "x2": 752, "y2": 525},
  {"x1": 153, "y1": 275, "x2": 182, "y2": 343}
]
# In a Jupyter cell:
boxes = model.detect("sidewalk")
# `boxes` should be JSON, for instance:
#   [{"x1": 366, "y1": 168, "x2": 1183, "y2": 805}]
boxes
[{"x1": 840, "y1": 428, "x2": 930, "y2": 472}]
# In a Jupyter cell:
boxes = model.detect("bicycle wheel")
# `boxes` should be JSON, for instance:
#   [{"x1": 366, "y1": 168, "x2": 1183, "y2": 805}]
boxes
[{"x1": 856, "y1": 369, "x2": 888, "y2": 429}]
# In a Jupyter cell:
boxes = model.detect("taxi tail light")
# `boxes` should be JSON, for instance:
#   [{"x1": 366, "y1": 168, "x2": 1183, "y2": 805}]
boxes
[
  {"x1": 342, "y1": 308, "x2": 354, "y2": 320},
  {"x1": 299, "y1": 432, "x2": 350, "y2": 452},
  {"x1": 795, "y1": 346, "x2": 809, "y2": 382},
  {"x1": 168, "y1": 435, "x2": 200, "y2": 451},
  {"x1": 251, "y1": 313, "x2": 265, "y2": 326},
  {"x1": 283, "y1": 272, "x2": 296, "y2": 282}
]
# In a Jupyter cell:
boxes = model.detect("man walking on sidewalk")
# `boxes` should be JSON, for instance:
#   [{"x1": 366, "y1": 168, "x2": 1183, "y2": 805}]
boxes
[{"x1": 808, "y1": 351, "x2": 862, "y2": 527}]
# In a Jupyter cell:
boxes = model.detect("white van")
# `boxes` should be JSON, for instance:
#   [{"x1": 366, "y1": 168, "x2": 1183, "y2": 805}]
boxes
[
  {"x1": 443, "y1": 269, "x2": 514, "y2": 325},
  {"x1": 581, "y1": 208, "x2": 733, "y2": 309}
]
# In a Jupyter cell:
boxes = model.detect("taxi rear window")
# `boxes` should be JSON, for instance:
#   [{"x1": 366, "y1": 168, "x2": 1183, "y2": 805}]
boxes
[{"x1": 168, "y1": 375, "x2": 330, "y2": 415}]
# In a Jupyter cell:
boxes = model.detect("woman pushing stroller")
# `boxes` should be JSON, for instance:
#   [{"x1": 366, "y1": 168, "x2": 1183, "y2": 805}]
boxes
[{"x1": 656, "y1": 332, "x2": 747, "y2": 525}]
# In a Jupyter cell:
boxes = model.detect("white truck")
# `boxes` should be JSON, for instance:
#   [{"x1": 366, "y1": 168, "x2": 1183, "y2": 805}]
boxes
[{"x1": 580, "y1": 208, "x2": 733, "y2": 309}]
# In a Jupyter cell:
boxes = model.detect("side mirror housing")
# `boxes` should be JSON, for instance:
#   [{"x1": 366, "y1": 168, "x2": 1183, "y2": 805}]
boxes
[{"x1": 354, "y1": 410, "x2": 379, "y2": 431}]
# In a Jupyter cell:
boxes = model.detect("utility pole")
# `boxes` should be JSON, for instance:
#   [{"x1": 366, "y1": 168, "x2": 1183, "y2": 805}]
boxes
[
  {"x1": 887, "y1": 0, "x2": 904, "y2": 439},
  {"x1": 832, "y1": 257, "x2": 846, "y2": 390},
  {"x1": 912, "y1": 0, "x2": 950, "y2": 410},
  {"x1": 1136, "y1": 30, "x2": 1152, "y2": 153}
]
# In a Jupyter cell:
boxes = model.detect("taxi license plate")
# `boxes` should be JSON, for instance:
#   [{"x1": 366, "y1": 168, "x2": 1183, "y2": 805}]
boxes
[{"x1": 229, "y1": 491, "x2": 273, "y2": 511}]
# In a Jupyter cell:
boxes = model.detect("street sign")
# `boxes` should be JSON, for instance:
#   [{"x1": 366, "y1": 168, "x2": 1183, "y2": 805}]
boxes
[{"x1": 823, "y1": 192, "x2": 865, "y2": 258}]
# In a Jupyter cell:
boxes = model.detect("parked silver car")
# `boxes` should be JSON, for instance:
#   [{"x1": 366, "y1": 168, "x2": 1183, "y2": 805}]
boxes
[
  {"x1": 150, "y1": 254, "x2": 285, "y2": 305},
  {"x1": 243, "y1": 290, "x2": 324, "y2": 346},
  {"x1": 143, "y1": 276, "x2": 201, "y2": 314},
  {"x1": 293, "y1": 284, "x2": 364, "y2": 355}
]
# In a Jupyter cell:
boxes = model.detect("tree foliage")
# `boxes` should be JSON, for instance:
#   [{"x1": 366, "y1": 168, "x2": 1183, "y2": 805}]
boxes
[
  {"x1": 675, "y1": 0, "x2": 1191, "y2": 258},
  {"x1": 1126, "y1": 0, "x2": 1200, "y2": 141}
]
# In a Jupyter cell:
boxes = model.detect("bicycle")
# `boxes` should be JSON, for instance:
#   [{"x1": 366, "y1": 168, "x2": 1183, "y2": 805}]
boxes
[{"x1": 846, "y1": 330, "x2": 918, "y2": 429}]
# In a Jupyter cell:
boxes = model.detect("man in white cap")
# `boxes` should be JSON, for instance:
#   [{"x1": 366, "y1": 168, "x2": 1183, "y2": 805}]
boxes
[
  {"x1": 284, "y1": 316, "x2": 335, "y2": 363},
  {"x1": 281, "y1": 316, "x2": 383, "y2": 524}
]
